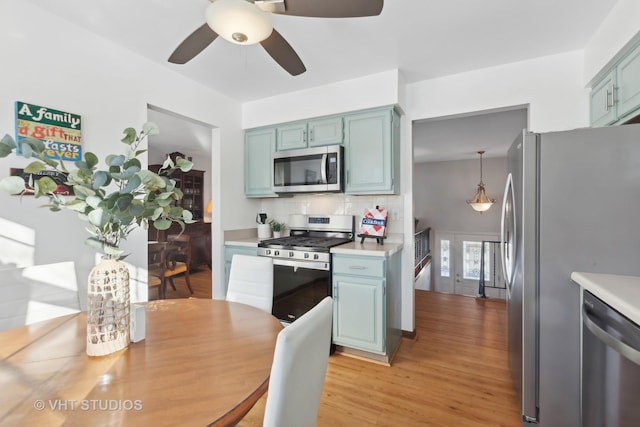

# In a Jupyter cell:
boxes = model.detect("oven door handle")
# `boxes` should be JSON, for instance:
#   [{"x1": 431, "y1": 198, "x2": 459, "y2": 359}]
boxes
[{"x1": 272, "y1": 258, "x2": 330, "y2": 271}]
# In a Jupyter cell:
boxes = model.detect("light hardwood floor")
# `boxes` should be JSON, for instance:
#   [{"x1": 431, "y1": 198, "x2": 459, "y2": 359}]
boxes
[
  {"x1": 148, "y1": 266, "x2": 212, "y2": 300},
  {"x1": 151, "y1": 270, "x2": 520, "y2": 425},
  {"x1": 242, "y1": 290, "x2": 521, "y2": 426}
]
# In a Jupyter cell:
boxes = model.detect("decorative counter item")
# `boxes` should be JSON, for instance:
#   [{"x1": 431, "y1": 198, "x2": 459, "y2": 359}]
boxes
[
  {"x1": 358, "y1": 206, "x2": 388, "y2": 244},
  {"x1": 269, "y1": 219, "x2": 285, "y2": 238},
  {"x1": 0, "y1": 122, "x2": 194, "y2": 356}
]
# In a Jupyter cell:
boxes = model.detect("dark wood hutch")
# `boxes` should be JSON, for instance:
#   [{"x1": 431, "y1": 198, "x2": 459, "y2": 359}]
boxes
[{"x1": 148, "y1": 152, "x2": 211, "y2": 269}]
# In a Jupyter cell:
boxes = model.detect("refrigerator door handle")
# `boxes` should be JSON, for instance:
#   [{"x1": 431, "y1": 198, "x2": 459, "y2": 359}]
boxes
[
  {"x1": 583, "y1": 306, "x2": 640, "y2": 366},
  {"x1": 500, "y1": 173, "x2": 515, "y2": 297}
]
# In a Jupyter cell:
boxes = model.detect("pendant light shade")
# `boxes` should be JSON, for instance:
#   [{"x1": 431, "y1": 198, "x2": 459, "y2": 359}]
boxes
[
  {"x1": 206, "y1": 0, "x2": 273, "y2": 45},
  {"x1": 467, "y1": 151, "x2": 495, "y2": 212}
]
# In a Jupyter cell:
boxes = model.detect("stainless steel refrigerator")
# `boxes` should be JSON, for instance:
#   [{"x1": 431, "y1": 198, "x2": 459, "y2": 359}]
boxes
[{"x1": 500, "y1": 124, "x2": 640, "y2": 426}]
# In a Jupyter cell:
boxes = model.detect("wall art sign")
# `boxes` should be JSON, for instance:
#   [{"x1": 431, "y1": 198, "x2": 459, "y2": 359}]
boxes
[
  {"x1": 15, "y1": 101, "x2": 82, "y2": 162},
  {"x1": 10, "y1": 168, "x2": 74, "y2": 196}
]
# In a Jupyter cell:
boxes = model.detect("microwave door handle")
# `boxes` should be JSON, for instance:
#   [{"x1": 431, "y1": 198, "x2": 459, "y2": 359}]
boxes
[{"x1": 321, "y1": 153, "x2": 328, "y2": 184}]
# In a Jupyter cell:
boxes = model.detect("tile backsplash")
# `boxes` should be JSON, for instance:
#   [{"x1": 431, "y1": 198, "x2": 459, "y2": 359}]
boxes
[{"x1": 259, "y1": 194, "x2": 404, "y2": 235}]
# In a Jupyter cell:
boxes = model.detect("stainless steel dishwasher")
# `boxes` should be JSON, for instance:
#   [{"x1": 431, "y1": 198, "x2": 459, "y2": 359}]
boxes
[{"x1": 582, "y1": 290, "x2": 640, "y2": 427}]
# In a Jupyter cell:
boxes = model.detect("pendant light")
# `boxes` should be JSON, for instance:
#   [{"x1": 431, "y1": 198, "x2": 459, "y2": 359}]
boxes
[{"x1": 467, "y1": 150, "x2": 495, "y2": 212}]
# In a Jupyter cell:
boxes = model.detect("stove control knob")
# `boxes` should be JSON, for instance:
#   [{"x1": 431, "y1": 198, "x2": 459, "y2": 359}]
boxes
[
  {"x1": 274, "y1": 250, "x2": 279, "y2": 256},
  {"x1": 265, "y1": 249, "x2": 271, "y2": 256},
  {"x1": 289, "y1": 251, "x2": 294, "y2": 258},
  {"x1": 313, "y1": 254, "x2": 319, "y2": 260},
  {"x1": 304, "y1": 253, "x2": 309, "y2": 259}
]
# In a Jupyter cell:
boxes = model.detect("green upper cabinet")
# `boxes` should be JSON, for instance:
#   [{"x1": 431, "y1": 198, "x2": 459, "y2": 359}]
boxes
[
  {"x1": 344, "y1": 107, "x2": 400, "y2": 194},
  {"x1": 276, "y1": 116, "x2": 343, "y2": 150},
  {"x1": 277, "y1": 121, "x2": 307, "y2": 151},
  {"x1": 307, "y1": 116, "x2": 343, "y2": 147},
  {"x1": 617, "y1": 42, "x2": 640, "y2": 121},
  {"x1": 590, "y1": 41, "x2": 640, "y2": 126},
  {"x1": 245, "y1": 128, "x2": 278, "y2": 198},
  {"x1": 590, "y1": 71, "x2": 617, "y2": 127}
]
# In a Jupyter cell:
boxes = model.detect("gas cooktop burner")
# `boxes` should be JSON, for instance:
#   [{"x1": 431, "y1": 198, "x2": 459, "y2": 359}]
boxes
[{"x1": 259, "y1": 236, "x2": 352, "y2": 251}]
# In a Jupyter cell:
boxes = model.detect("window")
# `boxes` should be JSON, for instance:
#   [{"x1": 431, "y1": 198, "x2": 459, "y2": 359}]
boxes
[
  {"x1": 440, "y1": 239, "x2": 450, "y2": 277},
  {"x1": 462, "y1": 241, "x2": 490, "y2": 281}
]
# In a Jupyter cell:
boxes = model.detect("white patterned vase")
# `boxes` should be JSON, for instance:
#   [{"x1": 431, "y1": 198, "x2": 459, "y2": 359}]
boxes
[{"x1": 86, "y1": 256, "x2": 130, "y2": 356}]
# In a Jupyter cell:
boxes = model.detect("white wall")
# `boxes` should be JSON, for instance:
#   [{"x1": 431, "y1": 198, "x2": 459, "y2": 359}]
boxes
[
  {"x1": 413, "y1": 157, "x2": 507, "y2": 234},
  {"x1": 242, "y1": 70, "x2": 401, "y2": 128},
  {"x1": 0, "y1": 1, "x2": 243, "y2": 305},
  {"x1": 583, "y1": 0, "x2": 640, "y2": 84}
]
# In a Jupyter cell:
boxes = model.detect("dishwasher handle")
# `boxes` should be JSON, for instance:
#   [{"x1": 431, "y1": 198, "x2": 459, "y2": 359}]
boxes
[{"x1": 583, "y1": 305, "x2": 640, "y2": 366}]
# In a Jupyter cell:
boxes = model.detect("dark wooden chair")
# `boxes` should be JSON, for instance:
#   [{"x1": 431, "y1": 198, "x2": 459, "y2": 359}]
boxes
[
  {"x1": 165, "y1": 234, "x2": 194, "y2": 295},
  {"x1": 148, "y1": 242, "x2": 168, "y2": 299}
]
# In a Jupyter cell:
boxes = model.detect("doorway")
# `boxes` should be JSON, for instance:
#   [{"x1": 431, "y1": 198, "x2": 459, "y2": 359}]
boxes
[
  {"x1": 145, "y1": 105, "x2": 214, "y2": 301},
  {"x1": 433, "y1": 231, "x2": 504, "y2": 298}
]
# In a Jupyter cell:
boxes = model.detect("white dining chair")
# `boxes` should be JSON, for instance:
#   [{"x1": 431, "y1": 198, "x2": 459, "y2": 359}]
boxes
[
  {"x1": 226, "y1": 254, "x2": 274, "y2": 313},
  {"x1": 262, "y1": 296, "x2": 333, "y2": 427},
  {"x1": 0, "y1": 262, "x2": 81, "y2": 332}
]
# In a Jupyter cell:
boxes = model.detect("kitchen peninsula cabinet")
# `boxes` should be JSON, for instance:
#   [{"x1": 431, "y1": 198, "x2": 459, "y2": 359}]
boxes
[
  {"x1": 245, "y1": 128, "x2": 278, "y2": 198},
  {"x1": 343, "y1": 106, "x2": 400, "y2": 195},
  {"x1": 590, "y1": 41, "x2": 640, "y2": 126},
  {"x1": 332, "y1": 248, "x2": 402, "y2": 363}
]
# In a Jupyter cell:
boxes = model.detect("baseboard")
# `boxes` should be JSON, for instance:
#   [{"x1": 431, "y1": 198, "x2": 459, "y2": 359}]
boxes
[{"x1": 402, "y1": 329, "x2": 416, "y2": 340}]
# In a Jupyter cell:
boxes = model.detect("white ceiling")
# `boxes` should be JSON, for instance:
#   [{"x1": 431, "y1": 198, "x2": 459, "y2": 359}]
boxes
[
  {"x1": 413, "y1": 107, "x2": 528, "y2": 163},
  {"x1": 28, "y1": 0, "x2": 617, "y2": 103},
  {"x1": 25, "y1": 1, "x2": 618, "y2": 161}
]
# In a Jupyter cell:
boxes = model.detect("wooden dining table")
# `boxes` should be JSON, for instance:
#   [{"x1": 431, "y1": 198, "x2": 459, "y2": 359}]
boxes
[{"x1": 0, "y1": 298, "x2": 283, "y2": 426}]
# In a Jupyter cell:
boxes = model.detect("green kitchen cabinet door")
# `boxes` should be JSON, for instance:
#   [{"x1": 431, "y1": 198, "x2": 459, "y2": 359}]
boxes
[
  {"x1": 590, "y1": 71, "x2": 617, "y2": 127},
  {"x1": 245, "y1": 128, "x2": 278, "y2": 197},
  {"x1": 276, "y1": 121, "x2": 307, "y2": 151},
  {"x1": 307, "y1": 116, "x2": 343, "y2": 147},
  {"x1": 344, "y1": 107, "x2": 399, "y2": 194},
  {"x1": 616, "y1": 42, "x2": 640, "y2": 122},
  {"x1": 333, "y1": 274, "x2": 385, "y2": 353}
]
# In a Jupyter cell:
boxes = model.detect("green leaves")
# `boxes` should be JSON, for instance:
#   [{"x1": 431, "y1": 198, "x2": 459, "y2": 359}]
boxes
[
  {"x1": 0, "y1": 121, "x2": 193, "y2": 260},
  {"x1": 0, "y1": 176, "x2": 26, "y2": 194}
]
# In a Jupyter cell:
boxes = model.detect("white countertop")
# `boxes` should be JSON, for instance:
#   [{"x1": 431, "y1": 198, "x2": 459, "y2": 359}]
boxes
[
  {"x1": 224, "y1": 238, "x2": 260, "y2": 247},
  {"x1": 224, "y1": 238, "x2": 403, "y2": 257},
  {"x1": 330, "y1": 241, "x2": 403, "y2": 257},
  {"x1": 570, "y1": 272, "x2": 640, "y2": 325}
]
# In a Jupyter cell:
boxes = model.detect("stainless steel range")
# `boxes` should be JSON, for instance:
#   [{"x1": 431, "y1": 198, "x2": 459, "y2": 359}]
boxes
[{"x1": 258, "y1": 214, "x2": 354, "y2": 323}]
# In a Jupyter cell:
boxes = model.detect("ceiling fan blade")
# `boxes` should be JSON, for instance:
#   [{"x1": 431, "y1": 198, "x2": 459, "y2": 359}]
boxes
[
  {"x1": 278, "y1": 0, "x2": 383, "y2": 18},
  {"x1": 168, "y1": 23, "x2": 218, "y2": 64},
  {"x1": 260, "y1": 29, "x2": 306, "y2": 76}
]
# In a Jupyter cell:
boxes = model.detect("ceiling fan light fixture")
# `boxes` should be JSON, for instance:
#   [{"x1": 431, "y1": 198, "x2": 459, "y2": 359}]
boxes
[{"x1": 206, "y1": 0, "x2": 273, "y2": 46}]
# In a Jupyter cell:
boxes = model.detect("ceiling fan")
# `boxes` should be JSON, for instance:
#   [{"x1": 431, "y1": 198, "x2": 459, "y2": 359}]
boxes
[{"x1": 168, "y1": 0, "x2": 384, "y2": 76}]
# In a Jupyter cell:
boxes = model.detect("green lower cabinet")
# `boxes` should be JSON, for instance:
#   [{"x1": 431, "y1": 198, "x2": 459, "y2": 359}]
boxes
[
  {"x1": 333, "y1": 274, "x2": 385, "y2": 353},
  {"x1": 224, "y1": 245, "x2": 258, "y2": 296}
]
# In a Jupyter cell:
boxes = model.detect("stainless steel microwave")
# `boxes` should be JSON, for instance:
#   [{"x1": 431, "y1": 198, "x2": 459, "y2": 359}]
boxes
[{"x1": 273, "y1": 145, "x2": 343, "y2": 193}]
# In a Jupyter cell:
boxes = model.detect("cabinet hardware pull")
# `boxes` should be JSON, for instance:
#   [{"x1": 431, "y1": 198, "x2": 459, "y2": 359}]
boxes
[
  {"x1": 611, "y1": 85, "x2": 616, "y2": 106},
  {"x1": 349, "y1": 266, "x2": 367, "y2": 270},
  {"x1": 605, "y1": 88, "x2": 611, "y2": 112}
]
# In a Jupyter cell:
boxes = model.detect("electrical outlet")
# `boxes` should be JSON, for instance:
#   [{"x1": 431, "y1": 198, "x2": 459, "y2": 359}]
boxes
[{"x1": 392, "y1": 209, "x2": 400, "y2": 220}]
